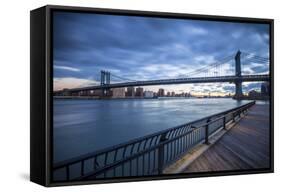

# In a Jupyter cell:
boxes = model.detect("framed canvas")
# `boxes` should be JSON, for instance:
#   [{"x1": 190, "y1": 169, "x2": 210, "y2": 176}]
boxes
[{"x1": 30, "y1": 5, "x2": 274, "y2": 187}]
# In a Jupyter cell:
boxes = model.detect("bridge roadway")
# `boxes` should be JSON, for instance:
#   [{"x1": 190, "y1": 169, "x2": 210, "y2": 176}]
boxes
[{"x1": 55, "y1": 74, "x2": 269, "y2": 93}]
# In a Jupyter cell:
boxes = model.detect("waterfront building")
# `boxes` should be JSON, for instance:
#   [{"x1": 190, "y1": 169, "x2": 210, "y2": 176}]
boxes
[
  {"x1": 92, "y1": 90, "x2": 103, "y2": 97},
  {"x1": 144, "y1": 91, "x2": 154, "y2": 98},
  {"x1": 167, "y1": 92, "x2": 171, "y2": 97},
  {"x1": 158, "y1": 88, "x2": 165, "y2": 97},
  {"x1": 61, "y1": 88, "x2": 71, "y2": 96},
  {"x1": 248, "y1": 89, "x2": 260, "y2": 97},
  {"x1": 126, "y1": 87, "x2": 135, "y2": 97},
  {"x1": 78, "y1": 90, "x2": 87, "y2": 96},
  {"x1": 171, "y1": 92, "x2": 175, "y2": 97},
  {"x1": 153, "y1": 92, "x2": 158, "y2": 97},
  {"x1": 135, "y1": 87, "x2": 144, "y2": 97},
  {"x1": 112, "y1": 88, "x2": 126, "y2": 98}
]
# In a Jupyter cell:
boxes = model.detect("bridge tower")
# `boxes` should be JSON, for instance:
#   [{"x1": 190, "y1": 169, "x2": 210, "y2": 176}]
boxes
[
  {"x1": 100, "y1": 70, "x2": 111, "y2": 96},
  {"x1": 234, "y1": 50, "x2": 243, "y2": 98},
  {"x1": 100, "y1": 70, "x2": 111, "y2": 85}
]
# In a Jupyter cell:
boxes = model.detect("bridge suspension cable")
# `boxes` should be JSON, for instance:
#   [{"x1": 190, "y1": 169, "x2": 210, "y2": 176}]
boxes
[
  {"x1": 241, "y1": 52, "x2": 269, "y2": 63},
  {"x1": 181, "y1": 54, "x2": 235, "y2": 77},
  {"x1": 110, "y1": 73, "x2": 137, "y2": 82},
  {"x1": 107, "y1": 51, "x2": 269, "y2": 83}
]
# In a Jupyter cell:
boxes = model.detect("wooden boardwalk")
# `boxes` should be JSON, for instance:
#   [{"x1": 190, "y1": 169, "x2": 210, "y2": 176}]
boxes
[{"x1": 184, "y1": 104, "x2": 270, "y2": 173}]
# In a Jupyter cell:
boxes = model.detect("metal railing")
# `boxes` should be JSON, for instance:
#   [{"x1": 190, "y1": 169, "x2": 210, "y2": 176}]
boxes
[{"x1": 53, "y1": 101, "x2": 255, "y2": 181}]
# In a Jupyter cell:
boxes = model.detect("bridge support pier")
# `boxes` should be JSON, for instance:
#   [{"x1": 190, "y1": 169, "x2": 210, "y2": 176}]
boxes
[
  {"x1": 235, "y1": 80, "x2": 243, "y2": 98},
  {"x1": 100, "y1": 70, "x2": 111, "y2": 85},
  {"x1": 234, "y1": 50, "x2": 243, "y2": 99},
  {"x1": 100, "y1": 70, "x2": 111, "y2": 97}
]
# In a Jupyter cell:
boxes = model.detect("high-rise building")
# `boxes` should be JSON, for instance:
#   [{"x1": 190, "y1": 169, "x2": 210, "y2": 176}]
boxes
[
  {"x1": 126, "y1": 87, "x2": 135, "y2": 97},
  {"x1": 158, "y1": 88, "x2": 165, "y2": 97},
  {"x1": 112, "y1": 88, "x2": 125, "y2": 98},
  {"x1": 144, "y1": 91, "x2": 154, "y2": 98},
  {"x1": 135, "y1": 87, "x2": 144, "y2": 97},
  {"x1": 171, "y1": 91, "x2": 175, "y2": 97}
]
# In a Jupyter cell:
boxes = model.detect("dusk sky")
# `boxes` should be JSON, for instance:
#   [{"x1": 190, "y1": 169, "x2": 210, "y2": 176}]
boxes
[{"x1": 53, "y1": 11, "x2": 270, "y2": 95}]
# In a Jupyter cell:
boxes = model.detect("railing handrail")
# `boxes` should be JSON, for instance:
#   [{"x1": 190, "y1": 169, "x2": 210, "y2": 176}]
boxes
[{"x1": 53, "y1": 101, "x2": 255, "y2": 170}]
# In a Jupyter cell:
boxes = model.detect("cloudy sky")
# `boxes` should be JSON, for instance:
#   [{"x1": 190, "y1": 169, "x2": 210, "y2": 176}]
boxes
[{"x1": 53, "y1": 11, "x2": 270, "y2": 95}]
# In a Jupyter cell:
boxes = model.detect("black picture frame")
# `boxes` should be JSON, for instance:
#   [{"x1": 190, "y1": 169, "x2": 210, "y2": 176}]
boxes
[{"x1": 30, "y1": 5, "x2": 274, "y2": 187}]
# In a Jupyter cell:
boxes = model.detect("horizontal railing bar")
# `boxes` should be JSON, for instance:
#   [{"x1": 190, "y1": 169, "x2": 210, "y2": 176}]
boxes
[
  {"x1": 53, "y1": 101, "x2": 255, "y2": 170},
  {"x1": 192, "y1": 109, "x2": 241, "y2": 129}
]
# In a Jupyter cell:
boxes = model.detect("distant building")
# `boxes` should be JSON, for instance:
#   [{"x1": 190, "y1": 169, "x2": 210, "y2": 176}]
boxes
[
  {"x1": 104, "y1": 89, "x2": 113, "y2": 97},
  {"x1": 185, "y1": 92, "x2": 191, "y2": 97},
  {"x1": 144, "y1": 91, "x2": 154, "y2": 98},
  {"x1": 90, "y1": 90, "x2": 103, "y2": 97},
  {"x1": 61, "y1": 89, "x2": 71, "y2": 96},
  {"x1": 126, "y1": 87, "x2": 135, "y2": 97},
  {"x1": 112, "y1": 88, "x2": 125, "y2": 98},
  {"x1": 153, "y1": 92, "x2": 158, "y2": 97},
  {"x1": 248, "y1": 89, "x2": 260, "y2": 97},
  {"x1": 167, "y1": 92, "x2": 171, "y2": 97},
  {"x1": 171, "y1": 92, "x2": 175, "y2": 97},
  {"x1": 158, "y1": 88, "x2": 165, "y2": 97},
  {"x1": 78, "y1": 90, "x2": 87, "y2": 96},
  {"x1": 261, "y1": 82, "x2": 270, "y2": 96},
  {"x1": 135, "y1": 87, "x2": 144, "y2": 97}
]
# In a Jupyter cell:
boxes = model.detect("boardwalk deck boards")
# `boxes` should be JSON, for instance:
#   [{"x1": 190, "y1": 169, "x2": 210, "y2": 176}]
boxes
[{"x1": 184, "y1": 104, "x2": 270, "y2": 173}]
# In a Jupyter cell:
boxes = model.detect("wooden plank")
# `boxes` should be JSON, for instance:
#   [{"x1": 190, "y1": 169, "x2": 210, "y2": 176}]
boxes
[{"x1": 184, "y1": 104, "x2": 270, "y2": 173}]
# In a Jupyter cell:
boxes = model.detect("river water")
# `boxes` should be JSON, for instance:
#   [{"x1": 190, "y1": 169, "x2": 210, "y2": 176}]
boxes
[{"x1": 53, "y1": 98, "x2": 251, "y2": 163}]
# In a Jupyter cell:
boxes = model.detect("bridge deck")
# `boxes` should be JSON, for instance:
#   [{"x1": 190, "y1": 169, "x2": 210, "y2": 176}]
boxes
[
  {"x1": 54, "y1": 74, "x2": 269, "y2": 93},
  {"x1": 184, "y1": 104, "x2": 270, "y2": 172}
]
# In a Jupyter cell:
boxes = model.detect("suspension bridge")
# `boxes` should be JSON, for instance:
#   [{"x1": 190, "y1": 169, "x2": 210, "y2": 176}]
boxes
[{"x1": 54, "y1": 50, "x2": 270, "y2": 98}]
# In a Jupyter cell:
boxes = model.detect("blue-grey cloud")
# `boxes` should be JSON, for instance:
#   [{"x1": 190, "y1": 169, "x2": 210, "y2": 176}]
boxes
[{"x1": 53, "y1": 11, "x2": 270, "y2": 93}]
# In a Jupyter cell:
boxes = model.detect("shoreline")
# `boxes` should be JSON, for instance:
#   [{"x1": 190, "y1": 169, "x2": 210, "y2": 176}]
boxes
[
  {"x1": 53, "y1": 96, "x2": 232, "y2": 101},
  {"x1": 53, "y1": 96, "x2": 269, "y2": 101}
]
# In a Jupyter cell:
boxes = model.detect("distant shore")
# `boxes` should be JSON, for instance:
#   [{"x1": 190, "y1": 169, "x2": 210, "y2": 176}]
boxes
[
  {"x1": 53, "y1": 96, "x2": 158, "y2": 100},
  {"x1": 53, "y1": 95, "x2": 269, "y2": 101},
  {"x1": 53, "y1": 96, "x2": 230, "y2": 100}
]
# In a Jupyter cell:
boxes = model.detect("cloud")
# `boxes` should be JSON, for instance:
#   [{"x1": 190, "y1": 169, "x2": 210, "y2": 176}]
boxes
[
  {"x1": 183, "y1": 26, "x2": 208, "y2": 35},
  {"x1": 54, "y1": 65, "x2": 81, "y2": 72},
  {"x1": 52, "y1": 11, "x2": 270, "y2": 94},
  {"x1": 54, "y1": 77, "x2": 98, "y2": 91},
  {"x1": 242, "y1": 82, "x2": 262, "y2": 92}
]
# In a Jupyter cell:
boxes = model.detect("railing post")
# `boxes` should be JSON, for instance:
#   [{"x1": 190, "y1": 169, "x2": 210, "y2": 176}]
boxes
[
  {"x1": 232, "y1": 112, "x2": 235, "y2": 122},
  {"x1": 223, "y1": 116, "x2": 226, "y2": 130},
  {"x1": 158, "y1": 133, "x2": 168, "y2": 174},
  {"x1": 66, "y1": 166, "x2": 70, "y2": 181},
  {"x1": 238, "y1": 109, "x2": 241, "y2": 118},
  {"x1": 81, "y1": 160, "x2": 84, "y2": 177},
  {"x1": 205, "y1": 118, "x2": 211, "y2": 145}
]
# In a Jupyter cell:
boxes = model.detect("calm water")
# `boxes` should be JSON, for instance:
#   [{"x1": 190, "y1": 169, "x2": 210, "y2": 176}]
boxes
[{"x1": 53, "y1": 98, "x2": 251, "y2": 163}]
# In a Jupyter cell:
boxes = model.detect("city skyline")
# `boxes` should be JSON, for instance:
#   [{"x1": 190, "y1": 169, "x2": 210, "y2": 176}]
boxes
[{"x1": 53, "y1": 11, "x2": 270, "y2": 95}]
